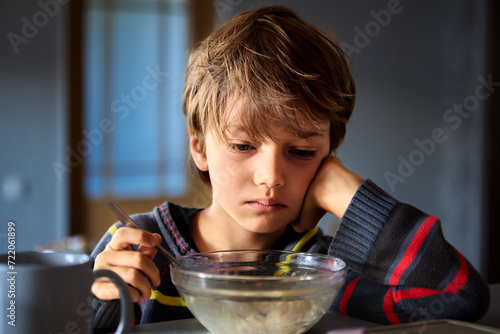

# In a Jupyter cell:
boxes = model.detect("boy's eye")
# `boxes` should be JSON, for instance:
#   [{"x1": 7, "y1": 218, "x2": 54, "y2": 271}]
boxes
[
  {"x1": 231, "y1": 144, "x2": 254, "y2": 152},
  {"x1": 290, "y1": 149, "x2": 317, "y2": 159}
]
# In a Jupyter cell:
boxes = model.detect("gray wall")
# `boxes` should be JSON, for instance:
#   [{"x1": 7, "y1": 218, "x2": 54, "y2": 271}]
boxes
[
  {"x1": 0, "y1": 1, "x2": 70, "y2": 251},
  {"x1": 220, "y1": 0, "x2": 490, "y2": 274}
]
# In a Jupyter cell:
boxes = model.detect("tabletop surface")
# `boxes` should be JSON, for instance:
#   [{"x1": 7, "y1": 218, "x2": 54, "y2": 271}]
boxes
[{"x1": 116, "y1": 284, "x2": 500, "y2": 333}]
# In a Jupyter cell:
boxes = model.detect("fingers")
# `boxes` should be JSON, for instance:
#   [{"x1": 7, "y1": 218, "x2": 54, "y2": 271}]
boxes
[
  {"x1": 111, "y1": 227, "x2": 161, "y2": 261},
  {"x1": 108, "y1": 227, "x2": 161, "y2": 251},
  {"x1": 92, "y1": 280, "x2": 143, "y2": 302},
  {"x1": 92, "y1": 227, "x2": 162, "y2": 301},
  {"x1": 96, "y1": 264, "x2": 159, "y2": 300},
  {"x1": 291, "y1": 194, "x2": 326, "y2": 233},
  {"x1": 101, "y1": 249, "x2": 160, "y2": 282},
  {"x1": 291, "y1": 157, "x2": 329, "y2": 233},
  {"x1": 93, "y1": 250, "x2": 161, "y2": 301},
  {"x1": 138, "y1": 244, "x2": 159, "y2": 261}
]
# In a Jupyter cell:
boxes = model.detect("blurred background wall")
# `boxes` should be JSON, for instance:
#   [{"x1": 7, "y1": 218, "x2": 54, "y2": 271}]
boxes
[
  {"x1": 0, "y1": 0, "x2": 498, "y2": 283},
  {"x1": 0, "y1": 1, "x2": 75, "y2": 251}
]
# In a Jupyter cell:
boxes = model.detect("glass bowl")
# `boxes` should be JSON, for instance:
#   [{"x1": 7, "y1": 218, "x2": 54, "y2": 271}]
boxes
[{"x1": 170, "y1": 249, "x2": 346, "y2": 334}]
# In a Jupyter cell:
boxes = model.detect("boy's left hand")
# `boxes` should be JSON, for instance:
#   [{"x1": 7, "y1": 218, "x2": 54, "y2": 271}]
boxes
[{"x1": 291, "y1": 156, "x2": 364, "y2": 233}]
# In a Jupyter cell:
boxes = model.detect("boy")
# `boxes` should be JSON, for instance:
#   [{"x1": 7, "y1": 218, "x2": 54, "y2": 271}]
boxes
[{"x1": 90, "y1": 5, "x2": 490, "y2": 330}]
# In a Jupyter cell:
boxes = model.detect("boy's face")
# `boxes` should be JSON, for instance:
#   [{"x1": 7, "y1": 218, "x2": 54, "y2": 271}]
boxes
[{"x1": 191, "y1": 104, "x2": 330, "y2": 237}]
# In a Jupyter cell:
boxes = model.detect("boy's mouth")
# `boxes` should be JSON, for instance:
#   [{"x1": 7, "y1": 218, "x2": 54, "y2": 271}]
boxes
[{"x1": 246, "y1": 198, "x2": 287, "y2": 212}]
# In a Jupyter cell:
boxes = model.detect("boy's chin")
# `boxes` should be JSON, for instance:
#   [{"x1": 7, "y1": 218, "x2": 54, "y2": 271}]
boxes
[{"x1": 242, "y1": 219, "x2": 291, "y2": 235}]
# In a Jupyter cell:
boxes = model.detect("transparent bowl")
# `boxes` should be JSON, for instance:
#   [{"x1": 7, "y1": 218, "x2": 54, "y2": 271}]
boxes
[{"x1": 171, "y1": 250, "x2": 346, "y2": 334}]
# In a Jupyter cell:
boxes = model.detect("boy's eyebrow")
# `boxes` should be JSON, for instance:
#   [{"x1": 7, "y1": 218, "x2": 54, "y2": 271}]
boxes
[
  {"x1": 299, "y1": 129, "x2": 328, "y2": 139},
  {"x1": 295, "y1": 125, "x2": 330, "y2": 139}
]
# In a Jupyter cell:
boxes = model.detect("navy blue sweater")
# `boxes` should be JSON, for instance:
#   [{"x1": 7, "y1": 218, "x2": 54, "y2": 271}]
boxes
[{"x1": 91, "y1": 180, "x2": 490, "y2": 330}]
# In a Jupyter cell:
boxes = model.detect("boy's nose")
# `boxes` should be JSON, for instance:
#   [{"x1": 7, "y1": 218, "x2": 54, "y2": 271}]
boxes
[{"x1": 253, "y1": 150, "x2": 285, "y2": 189}]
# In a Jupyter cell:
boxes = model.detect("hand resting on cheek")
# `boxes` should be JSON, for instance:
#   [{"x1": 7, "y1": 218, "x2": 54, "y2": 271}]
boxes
[{"x1": 292, "y1": 156, "x2": 364, "y2": 233}]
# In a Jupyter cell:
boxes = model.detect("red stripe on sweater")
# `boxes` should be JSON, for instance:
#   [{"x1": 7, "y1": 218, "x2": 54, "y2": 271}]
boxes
[
  {"x1": 338, "y1": 277, "x2": 360, "y2": 316},
  {"x1": 383, "y1": 288, "x2": 401, "y2": 324},
  {"x1": 394, "y1": 287, "x2": 442, "y2": 302},
  {"x1": 392, "y1": 250, "x2": 468, "y2": 305},
  {"x1": 444, "y1": 249, "x2": 469, "y2": 294},
  {"x1": 389, "y1": 216, "x2": 439, "y2": 285}
]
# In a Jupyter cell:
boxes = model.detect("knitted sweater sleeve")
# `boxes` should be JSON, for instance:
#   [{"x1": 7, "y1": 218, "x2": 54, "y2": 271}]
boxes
[{"x1": 328, "y1": 179, "x2": 490, "y2": 324}]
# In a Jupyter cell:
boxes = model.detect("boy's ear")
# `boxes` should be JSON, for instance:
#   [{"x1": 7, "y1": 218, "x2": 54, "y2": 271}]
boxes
[{"x1": 189, "y1": 132, "x2": 208, "y2": 172}]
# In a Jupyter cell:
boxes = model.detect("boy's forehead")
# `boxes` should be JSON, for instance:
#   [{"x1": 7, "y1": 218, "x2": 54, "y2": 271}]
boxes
[
  {"x1": 233, "y1": 96, "x2": 327, "y2": 123},
  {"x1": 225, "y1": 120, "x2": 329, "y2": 138}
]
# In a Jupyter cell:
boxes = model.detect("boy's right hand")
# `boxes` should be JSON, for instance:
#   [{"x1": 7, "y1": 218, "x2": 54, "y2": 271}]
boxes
[{"x1": 92, "y1": 227, "x2": 162, "y2": 302}]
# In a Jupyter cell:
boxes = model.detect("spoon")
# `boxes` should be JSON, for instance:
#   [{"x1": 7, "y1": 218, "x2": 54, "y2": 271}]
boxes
[{"x1": 107, "y1": 201, "x2": 187, "y2": 270}]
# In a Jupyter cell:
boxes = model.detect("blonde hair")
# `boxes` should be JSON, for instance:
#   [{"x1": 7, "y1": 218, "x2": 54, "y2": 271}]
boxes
[{"x1": 183, "y1": 5, "x2": 355, "y2": 184}]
